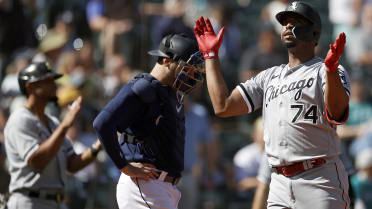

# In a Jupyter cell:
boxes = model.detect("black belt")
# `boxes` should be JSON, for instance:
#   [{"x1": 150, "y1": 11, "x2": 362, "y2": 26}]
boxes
[{"x1": 15, "y1": 190, "x2": 64, "y2": 202}]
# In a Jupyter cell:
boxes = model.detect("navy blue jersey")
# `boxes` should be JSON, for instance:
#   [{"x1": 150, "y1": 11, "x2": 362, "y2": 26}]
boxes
[{"x1": 93, "y1": 73, "x2": 185, "y2": 177}]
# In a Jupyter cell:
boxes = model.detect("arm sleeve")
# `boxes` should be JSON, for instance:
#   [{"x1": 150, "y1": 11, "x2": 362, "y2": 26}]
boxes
[
  {"x1": 5, "y1": 117, "x2": 41, "y2": 163},
  {"x1": 93, "y1": 85, "x2": 144, "y2": 170},
  {"x1": 236, "y1": 69, "x2": 267, "y2": 113}
]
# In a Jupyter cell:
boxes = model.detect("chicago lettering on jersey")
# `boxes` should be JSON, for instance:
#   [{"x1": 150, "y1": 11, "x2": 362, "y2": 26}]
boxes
[{"x1": 265, "y1": 77, "x2": 315, "y2": 103}]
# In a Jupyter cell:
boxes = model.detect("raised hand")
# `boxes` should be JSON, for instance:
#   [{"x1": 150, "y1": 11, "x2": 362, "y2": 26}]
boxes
[
  {"x1": 325, "y1": 32, "x2": 346, "y2": 72},
  {"x1": 61, "y1": 96, "x2": 82, "y2": 128},
  {"x1": 194, "y1": 16, "x2": 225, "y2": 59},
  {"x1": 120, "y1": 162, "x2": 160, "y2": 181}
]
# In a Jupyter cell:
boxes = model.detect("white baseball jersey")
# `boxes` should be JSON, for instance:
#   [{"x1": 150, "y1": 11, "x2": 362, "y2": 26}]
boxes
[{"x1": 237, "y1": 57, "x2": 350, "y2": 167}]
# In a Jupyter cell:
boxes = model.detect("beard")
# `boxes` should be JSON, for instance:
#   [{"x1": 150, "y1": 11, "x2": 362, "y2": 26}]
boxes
[
  {"x1": 284, "y1": 40, "x2": 297, "y2": 48},
  {"x1": 49, "y1": 96, "x2": 58, "y2": 104}
]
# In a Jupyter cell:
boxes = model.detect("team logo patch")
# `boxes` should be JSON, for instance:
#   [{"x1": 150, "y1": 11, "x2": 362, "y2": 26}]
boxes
[
  {"x1": 155, "y1": 115, "x2": 163, "y2": 125},
  {"x1": 176, "y1": 105, "x2": 182, "y2": 113},
  {"x1": 290, "y1": 2, "x2": 298, "y2": 10},
  {"x1": 338, "y1": 70, "x2": 348, "y2": 86}
]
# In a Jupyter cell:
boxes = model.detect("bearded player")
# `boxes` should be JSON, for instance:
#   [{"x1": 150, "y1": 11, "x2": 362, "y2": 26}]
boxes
[{"x1": 194, "y1": 1, "x2": 350, "y2": 209}]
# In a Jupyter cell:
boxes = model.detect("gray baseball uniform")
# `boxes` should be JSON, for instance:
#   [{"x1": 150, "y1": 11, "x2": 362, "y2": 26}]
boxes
[
  {"x1": 237, "y1": 57, "x2": 351, "y2": 209},
  {"x1": 4, "y1": 107, "x2": 73, "y2": 209}
]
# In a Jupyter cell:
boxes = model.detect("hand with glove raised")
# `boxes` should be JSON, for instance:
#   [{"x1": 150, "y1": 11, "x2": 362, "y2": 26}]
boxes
[
  {"x1": 325, "y1": 32, "x2": 346, "y2": 73},
  {"x1": 194, "y1": 16, "x2": 225, "y2": 59}
]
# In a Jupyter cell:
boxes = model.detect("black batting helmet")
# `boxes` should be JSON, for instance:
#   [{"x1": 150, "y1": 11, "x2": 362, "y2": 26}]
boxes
[
  {"x1": 18, "y1": 62, "x2": 62, "y2": 95},
  {"x1": 276, "y1": 1, "x2": 321, "y2": 42},
  {"x1": 148, "y1": 33, "x2": 204, "y2": 103},
  {"x1": 148, "y1": 33, "x2": 200, "y2": 63}
]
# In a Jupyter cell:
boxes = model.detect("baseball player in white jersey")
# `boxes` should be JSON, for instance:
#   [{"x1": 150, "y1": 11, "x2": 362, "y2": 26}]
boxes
[{"x1": 193, "y1": 1, "x2": 351, "y2": 209}]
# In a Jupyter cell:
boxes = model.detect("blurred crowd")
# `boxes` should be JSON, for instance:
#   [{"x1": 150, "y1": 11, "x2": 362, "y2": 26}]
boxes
[{"x1": 1, "y1": 0, "x2": 372, "y2": 209}]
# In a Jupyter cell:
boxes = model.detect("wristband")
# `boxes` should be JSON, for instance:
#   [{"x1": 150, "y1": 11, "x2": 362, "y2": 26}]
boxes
[{"x1": 91, "y1": 146, "x2": 100, "y2": 157}]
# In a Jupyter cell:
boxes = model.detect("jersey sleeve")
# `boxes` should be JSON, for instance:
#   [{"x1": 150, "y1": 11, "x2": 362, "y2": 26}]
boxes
[
  {"x1": 320, "y1": 64, "x2": 351, "y2": 125},
  {"x1": 320, "y1": 65, "x2": 351, "y2": 96},
  {"x1": 236, "y1": 69, "x2": 267, "y2": 113},
  {"x1": 93, "y1": 84, "x2": 145, "y2": 170},
  {"x1": 5, "y1": 115, "x2": 41, "y2": 163}
]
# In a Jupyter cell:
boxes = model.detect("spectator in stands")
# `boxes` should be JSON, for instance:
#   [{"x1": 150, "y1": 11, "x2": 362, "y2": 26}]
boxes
[
  {"x1": 261, "y1": 0, "x2": 290, "y2": 35},
  {"x1": 329, "y1": 0, "x2": 363, "y2": 64},
  {"x1": 65, "y1": 119, "x2": 100, "y2": 209},
  {"x1": 347, "y1": 3, "x2": 372, "y2": 86},
  {"x1": 338, "y1": 77, "x2": 372, "y2": 143},
  {"x1": 86, "y1": 0, "x2": 141, "y2": 69},
  {"x1": 251, "y1": 155, "x2": 270, "y2": 209},
  {"x1": 1, "y1": 48, "x2": 35, "y2": 113},
  {"x1": 198, "y1": 120, "x2": 235, "y2": 209},
  {"x1": 232, "y1": 117, "x2": 265, "y2": 206},
  {"x1": 0, "y1": 0, "x2": 37, "y2": 82},
  {"x1": 148, "y1": 0, "x2": 194, "y2": 51},
  {"x1": 1, "y1": 48, "x2": 35, "y2": 97},
  {"x1": 56, "y1": 51, "x2": 80, "y2": 87},
  {"x1": 102, "y1": 54, "x2": 138, "y2": 99},
  {"x1": 233, "y1": 117, "x2": 264, "y2": 191},
  {"x1": 32, "y1": 30, "x2": 67, "y2": 66},
  {"x1": 209, "y1": 3, "x2": 241, "y2": 89},
  {"x1": 178, "y1": 97, "x2": 216, "y2": 209},
  {"x1": 238, "y1": 23, "x2": 286, "y2": 82},
  {"x1": 53, "y1": 10, "x2": 78, "y2": 51},
  {"x1": 351, "y1": 148, "x2": 372, "y2": 209}
]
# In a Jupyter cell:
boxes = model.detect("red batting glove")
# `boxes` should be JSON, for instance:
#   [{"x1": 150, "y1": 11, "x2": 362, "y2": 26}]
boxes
[
  {"x1": 325, "y1": 32, "x2": 346, "y2": 72},
  {"x1": 194, "y1": 16, "x2": 225, "y2": 59}
]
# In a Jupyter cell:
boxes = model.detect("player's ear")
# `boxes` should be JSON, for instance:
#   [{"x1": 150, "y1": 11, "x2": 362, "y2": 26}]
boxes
[
  {"x1": 25, "y1": 82, "x2": 34, "y2": 95},
  {"x1": 162, "y1": 57, "x2": 172, "y2": 67}
]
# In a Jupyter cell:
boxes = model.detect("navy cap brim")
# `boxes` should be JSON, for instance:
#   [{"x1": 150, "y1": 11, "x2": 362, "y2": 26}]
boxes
[{"x1": 148, "y1": 49, "x2": 170, "y2": 58}]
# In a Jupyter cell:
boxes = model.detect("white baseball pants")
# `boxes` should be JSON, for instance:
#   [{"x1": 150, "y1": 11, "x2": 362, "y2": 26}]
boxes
[{"x1": 116, "y1": 174, "x2": 181, "y2": 209}]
